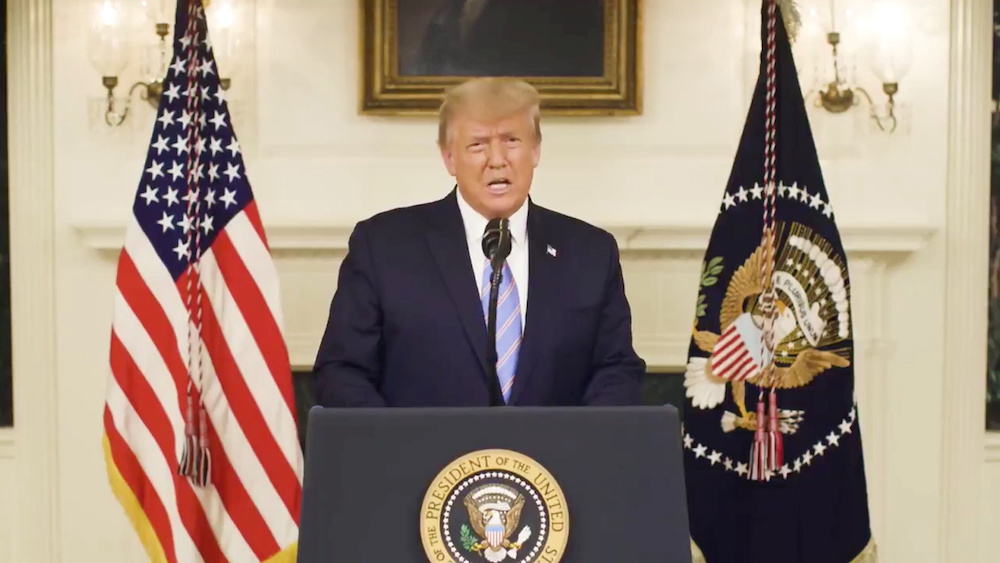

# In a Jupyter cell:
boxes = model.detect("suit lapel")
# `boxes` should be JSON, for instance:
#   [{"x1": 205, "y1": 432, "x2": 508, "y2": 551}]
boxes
[
  {"x1": 509, "y1": 202, "x2": 557, "y2": 403},
  {"x1": 423, "y1": 191, "x2": 491, "y2": 380}
]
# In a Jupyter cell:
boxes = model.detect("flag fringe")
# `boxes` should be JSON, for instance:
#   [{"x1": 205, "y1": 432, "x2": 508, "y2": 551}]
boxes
[
  {"x1": 851, "y1": 538, "x2": 879, "y2": 563},
  {"x1": 777, "y1": 0, "x2": 801, "y2": 43},
  {"x1": 690, "y1": 537, "x2": 877, "y2": 562},
  {"x1": 108, "y1": 431, "x2": 297, "y2": 562},
  {"x1": 103, "y1": 434, "x2": 170, "y2": 563},
  {"x1": 264, "y1": 543, "x2": 299, "y2": 563},
  {"x1": 690, "y1": 538, "x2": 707, "y2": 563}
]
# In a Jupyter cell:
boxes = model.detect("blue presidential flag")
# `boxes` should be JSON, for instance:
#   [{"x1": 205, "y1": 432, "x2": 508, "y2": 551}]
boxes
[{"x1": 682, "y1": 2, "x2": 875, "y2": 562}]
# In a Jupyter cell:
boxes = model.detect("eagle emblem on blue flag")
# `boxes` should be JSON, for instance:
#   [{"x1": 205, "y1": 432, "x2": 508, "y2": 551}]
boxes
[
  {"x1": 689, "y1": 225, "x2": 850, "y2": 433},
  {"x1": 682, "y1": 2, "x2": 876, "y2": 562}
]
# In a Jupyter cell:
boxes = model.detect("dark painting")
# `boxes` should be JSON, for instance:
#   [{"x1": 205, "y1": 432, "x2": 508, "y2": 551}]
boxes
[
  {"x1": 395, "y1": 0, "x2": 604, "y2": 78},
  {"x1": 360, "y1": 0, "x2": 641, "y2": 115}
]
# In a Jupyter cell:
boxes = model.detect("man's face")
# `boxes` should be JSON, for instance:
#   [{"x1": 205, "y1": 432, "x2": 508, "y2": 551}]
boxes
[{"x1": 440, "y1": 110, "x2": 540, "y2": 219}]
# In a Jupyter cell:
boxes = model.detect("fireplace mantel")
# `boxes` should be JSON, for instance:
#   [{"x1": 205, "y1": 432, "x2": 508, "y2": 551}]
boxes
[
  {"x1": 72, "y1": 217, "x2": 936, "y2": 549},
  {"x1": 72, "y1": 220, "x2": 935, "y2": 257}
]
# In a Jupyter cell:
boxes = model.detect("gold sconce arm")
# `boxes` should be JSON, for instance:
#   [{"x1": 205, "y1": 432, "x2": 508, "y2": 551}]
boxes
[
  {"x1": 876, "y1": 82, "x2": 899, "y2": 133},
  {"x1": 814, "y1": 82, "x2": 899, "y2": 134},
  {"x1": 100, "y1": 75, "x2": 163, "y2": 126},
  {"x1": 817, "y1": 81, "x2": 855, "y2": 114},
  {"x1": 100, "y1": 73, "x2": 230, "y2": 127},
  {"x1": 807, "y1": 29, "x2": 902, "y2": 134}
]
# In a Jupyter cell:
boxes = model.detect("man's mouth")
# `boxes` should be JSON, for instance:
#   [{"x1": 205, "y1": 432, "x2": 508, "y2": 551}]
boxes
[{"x1": 487, "y1": 178, "x2": 511, "y2": 193}]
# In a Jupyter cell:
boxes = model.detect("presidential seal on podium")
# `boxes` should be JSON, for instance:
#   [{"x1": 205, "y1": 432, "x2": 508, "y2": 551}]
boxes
[{"x1": 420, "y1": 449, "x2": 569, "y2": 563}]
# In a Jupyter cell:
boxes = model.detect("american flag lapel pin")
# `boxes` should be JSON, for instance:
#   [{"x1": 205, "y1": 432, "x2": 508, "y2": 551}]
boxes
[{"x1": 546, "y1": 244, "x2": 557, "y2": 257}]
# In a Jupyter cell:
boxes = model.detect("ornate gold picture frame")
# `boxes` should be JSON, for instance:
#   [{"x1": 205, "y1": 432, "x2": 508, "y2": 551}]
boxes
[{"x1": 360, "y1": 0, "x2": 642, "y2": 116}]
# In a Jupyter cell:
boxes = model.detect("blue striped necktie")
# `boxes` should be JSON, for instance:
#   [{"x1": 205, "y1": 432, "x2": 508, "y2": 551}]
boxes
[{"x1": 480, "y1": 259, "x2": 522, "y2": 402}]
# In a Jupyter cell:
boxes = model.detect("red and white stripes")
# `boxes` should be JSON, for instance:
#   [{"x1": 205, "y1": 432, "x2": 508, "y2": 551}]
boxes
[{"x1": 104, "y1": 200, "x2": 302, "y2": 562}]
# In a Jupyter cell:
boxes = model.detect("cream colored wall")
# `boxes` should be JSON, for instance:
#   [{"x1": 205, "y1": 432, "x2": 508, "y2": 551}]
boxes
[
  {"x1": 0, "y1": 433, "x2": 13, "y2": 562},
  {"x1": 1, "y1": 0, "x2": 993, "y2": 561},
  {"x1": 986, "y1": 441, "x2": 1000, "y2": 557}
]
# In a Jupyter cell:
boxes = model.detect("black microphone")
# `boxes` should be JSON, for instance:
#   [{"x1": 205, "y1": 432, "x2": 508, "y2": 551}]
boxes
[
  {"x1": 482, "y1": 218, "x2": 511, "y2": 406},
  {"x1": 482, "y1": 218, "x2": 512, "y2": 268}
]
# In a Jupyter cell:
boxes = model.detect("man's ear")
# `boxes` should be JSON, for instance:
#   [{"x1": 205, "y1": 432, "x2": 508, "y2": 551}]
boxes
[
  {"x1": 531, "y1": 141, "x2": 541, "y2": 168},
  {"x1": 440, "y1": 145, "x2": 457, "y2": 176}
]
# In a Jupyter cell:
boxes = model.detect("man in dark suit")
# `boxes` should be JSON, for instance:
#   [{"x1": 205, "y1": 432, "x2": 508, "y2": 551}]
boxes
[{"x1": 312, "y1": 77, "x2": 645, "y2": 407}]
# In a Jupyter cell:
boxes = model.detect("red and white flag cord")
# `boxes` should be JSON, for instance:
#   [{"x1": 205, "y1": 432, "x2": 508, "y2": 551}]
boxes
[
  {"x1": 750, "y1": 0, "x2": 784, "y2": 482},
  {"x1": 176, "y1": 0, "x2": 211, "y2": 488}
]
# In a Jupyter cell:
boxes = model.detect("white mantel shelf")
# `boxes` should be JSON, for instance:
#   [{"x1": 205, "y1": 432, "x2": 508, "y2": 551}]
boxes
[
  {"x1": 0, "y1": 428, "x2": 14, "y2": 459},
  {"x1": 73, "y1": 221, "x2": 937, "y2": 256},
  {"x1": 987, "y1": 433, "x2": 1000, "y2": 462}
]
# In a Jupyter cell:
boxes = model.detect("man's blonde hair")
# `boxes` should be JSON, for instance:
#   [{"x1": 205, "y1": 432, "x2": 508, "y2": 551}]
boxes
[{"x1": 437, "y1": 77, "x2": 542, "y2": 147}]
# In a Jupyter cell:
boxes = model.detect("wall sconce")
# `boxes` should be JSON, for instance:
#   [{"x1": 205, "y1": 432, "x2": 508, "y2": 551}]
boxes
[
  {"x1": 806, "y1": 1, "x2": 912, "y2": 134},
  {"x1": 87, "y1": 0, "x2": 247, "y2": 128}
]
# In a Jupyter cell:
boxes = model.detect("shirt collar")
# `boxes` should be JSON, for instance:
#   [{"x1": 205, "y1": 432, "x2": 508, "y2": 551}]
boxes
[{"x1": 456, "y1": 188, "x2": 529, "y2": 250}]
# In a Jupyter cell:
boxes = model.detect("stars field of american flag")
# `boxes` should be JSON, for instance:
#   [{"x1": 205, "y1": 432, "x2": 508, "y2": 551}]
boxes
[{"x1": 101, "y1": 1, "x2": 303, "y2": 562}]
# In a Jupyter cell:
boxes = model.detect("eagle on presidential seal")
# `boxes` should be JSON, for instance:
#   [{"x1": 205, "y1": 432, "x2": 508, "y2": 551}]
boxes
[
  {"x1": 462, "y1": 483, "x2": 533, "y2": 562},
  {"x1": 684, "y1": 222, "x2": 852, "y2": 434}
]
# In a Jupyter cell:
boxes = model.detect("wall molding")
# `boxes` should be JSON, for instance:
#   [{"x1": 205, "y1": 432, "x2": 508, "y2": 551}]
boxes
[
  {"x1": 846, "y1": 257, "x2": 892, "y2": 545},
  {"x1": 0, "y1": 428, "x2": 14, "y2": 460},
  {"x1": 71, "y1": 220, "x2": 936, "y2": 257},
  {"x1": 986, "y1": 433, "x2": 1000, "y2": 463},
  {"x1": 8, "y1": 0, "x2": 59, "y2": 561},
  {"x1": 939, "y1": 0, "x2": 992, "y2": 561}
]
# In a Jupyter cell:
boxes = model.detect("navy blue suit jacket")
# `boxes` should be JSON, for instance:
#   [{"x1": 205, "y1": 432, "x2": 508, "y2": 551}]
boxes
[{"x1": 312, "y1": 190, "x2": 646, "y2": 407}]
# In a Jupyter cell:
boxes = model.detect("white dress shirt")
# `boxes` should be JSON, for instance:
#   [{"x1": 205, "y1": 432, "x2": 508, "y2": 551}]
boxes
[{"x1": 455, "y1": 191, "x2": 529, "y2": 327}]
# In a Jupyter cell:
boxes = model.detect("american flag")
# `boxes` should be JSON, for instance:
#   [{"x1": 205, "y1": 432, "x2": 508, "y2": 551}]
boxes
[{"x1": 101, "y1": 1, "x2": 303, "y2": 561}]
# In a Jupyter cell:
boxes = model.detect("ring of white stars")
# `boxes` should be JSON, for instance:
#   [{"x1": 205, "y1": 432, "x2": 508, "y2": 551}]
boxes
[
  {"x1": 722, "y1": 181, "x2": 834, "y2": 219},
  {"x1": 682, "y1": 404, "x2": 857, "y2": 481}
]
